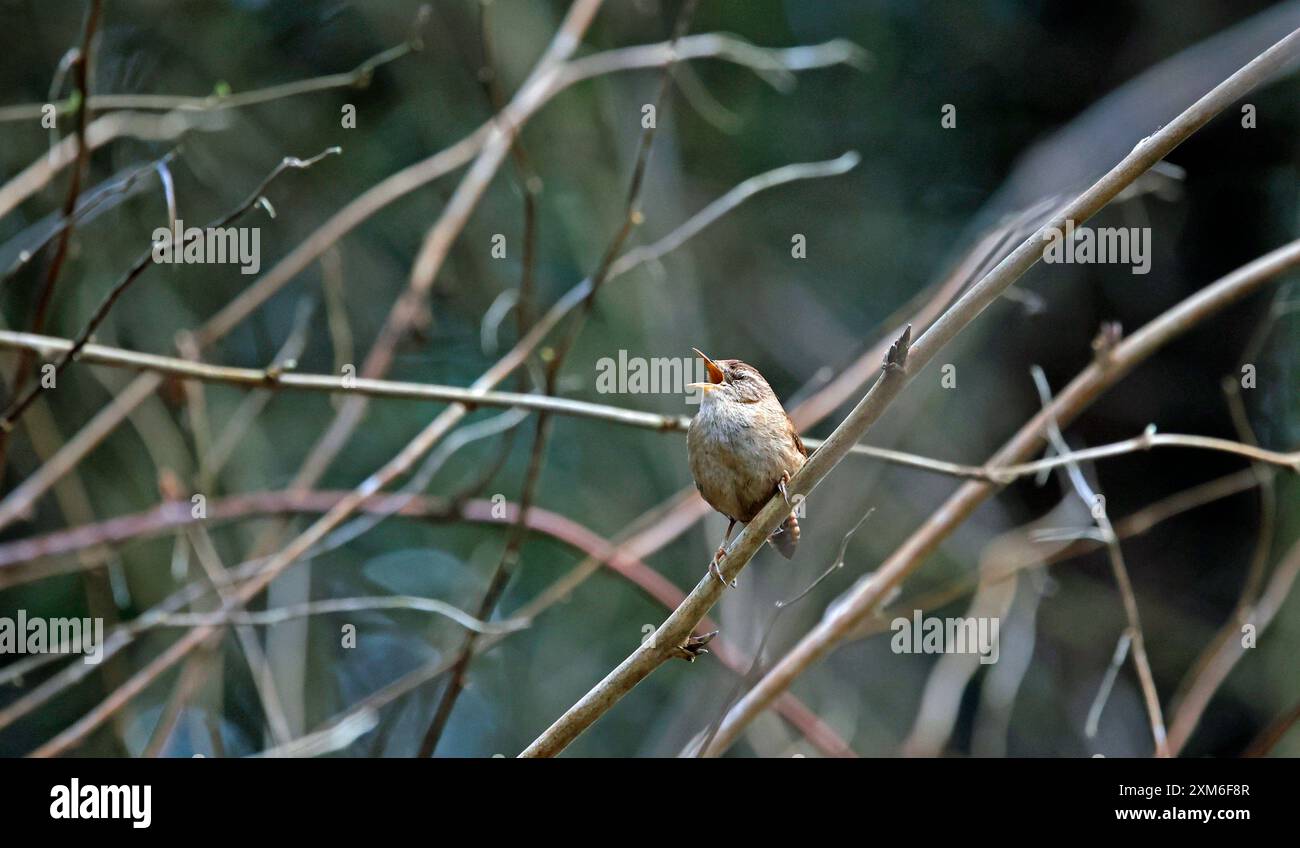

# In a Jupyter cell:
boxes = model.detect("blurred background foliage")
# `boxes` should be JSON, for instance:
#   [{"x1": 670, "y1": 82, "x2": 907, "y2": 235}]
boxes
[{"x1": 0, "y1": 0, "x2": 1297, "y2": 757}]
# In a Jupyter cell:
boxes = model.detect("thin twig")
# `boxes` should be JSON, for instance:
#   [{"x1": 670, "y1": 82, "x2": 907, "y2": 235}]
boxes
[
  {"x1": 0, "y1": 0, "x2": 102, "y2": 470},
  {"x1": 692, "y1": 509, "x2": 875, "y2": 757},
  {"x1": 1243, "y1": 697, "x2": 1300, "y2": 757},
  {"x1": 184, "y1": 524, "x2": 295, "y2": 747},
  {"x1": 206, "y1": 299, "x2": 316, "y2": 476},
  {"x1": 1086, "y1": 632, "x2": 1132, "y2": 741},
  {"x1": 0, "y1": 147, "x2": 342, "y2": 437},
  {"x1": 0, "y1": 110, "x2": 226, "y2": 224},
  {"x1": 1158, "y1": 379, "x2": 1284, "y2": 744},
  {"x1": 251, "y1": 709, "x2": 380, "y2": 759},
  {"x1": 983, "y1": 468, "x2": 1268, "y2": 585},
  {"x1": 1029, "y1": 365, "x2": 1167, "y2": 757},
  {"x1": 1, "y1": 150, "x2": 178, "y2": 285},
  {"x1": 0, "y1": 8, "x2": 428, "y2": 123},
  {"x1": 1167, "y1": 536, "x2": 1300, "y2": 754},
  {"x1": 141, "y1": 645, "x2": 212, "y2": 758},
  {"x1": 6, "y1": 331, "x2": 1292, "y2": 475},
  {"x1": 1219, "y1": 377, "x2": 1277, "y2": 609},
  {"x1": 147, "y1": 596, "x2": 528, "y2": 634},
  {"x1": 1161, "y1": 382, "x2": 1284, "y2": 756}
]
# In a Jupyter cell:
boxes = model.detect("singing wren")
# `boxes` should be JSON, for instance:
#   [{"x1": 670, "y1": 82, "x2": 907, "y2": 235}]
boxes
[{"x1": 687, "y1": 348, "x2": 807, "y2": 587}]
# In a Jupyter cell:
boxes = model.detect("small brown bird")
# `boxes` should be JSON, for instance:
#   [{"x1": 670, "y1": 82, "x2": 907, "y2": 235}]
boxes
[{"x1": 687, "y1": 348, "x2": 807, "y2": 587}]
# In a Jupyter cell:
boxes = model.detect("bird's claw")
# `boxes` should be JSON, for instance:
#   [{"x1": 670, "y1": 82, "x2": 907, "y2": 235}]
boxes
[
  {"x1": 672, "y1": 630, "x2": 719, "y2": 662},
  {"x1": 709, "y1": 550, "x2": 737, "y2": 588},
  {"x1": 777, "y1": 471, "x2": 793, "y2": 508}
]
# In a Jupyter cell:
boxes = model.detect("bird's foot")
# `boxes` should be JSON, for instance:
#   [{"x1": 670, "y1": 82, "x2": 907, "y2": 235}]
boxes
[
  {"x1": 709, "y1": 549, "x2": 737, "y2": 588},
  {"x1": 777, "y1": 471, "x2": 793, "y2": 507},
  {"x1": 672, "y1": 630, "x2": 719, "y2": 662}
]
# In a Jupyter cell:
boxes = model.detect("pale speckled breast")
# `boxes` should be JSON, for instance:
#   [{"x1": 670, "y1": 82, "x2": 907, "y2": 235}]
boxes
[{"x1": 688, "y1": 398, "x2": 805, "y2": 522}]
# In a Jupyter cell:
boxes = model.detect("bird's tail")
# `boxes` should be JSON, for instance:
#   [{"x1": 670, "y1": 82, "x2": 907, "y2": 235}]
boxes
[{"x1": 768, "y1": 512, "x2": 801, "y2": 559}]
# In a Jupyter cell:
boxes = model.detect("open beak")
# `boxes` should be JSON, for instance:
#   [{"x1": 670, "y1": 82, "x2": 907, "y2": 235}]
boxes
[{"x1": 690, "y1": 348, "x2": 725, "y2": 389}]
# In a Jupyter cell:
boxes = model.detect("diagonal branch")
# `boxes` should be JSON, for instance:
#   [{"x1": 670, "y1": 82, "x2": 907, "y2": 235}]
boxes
[
  {"x1": 0, "y1": 491, "x2": 851, "y2": 757},
  {"x1": 701, "y1": 234, "x2": 1300, "y2": 756},
  {"x1": 1167, "y1": 535, "x2": 1300, "y2": 754},
  {"x1": 521, "y1": 30, "x2": 1300, "y2": 757}
]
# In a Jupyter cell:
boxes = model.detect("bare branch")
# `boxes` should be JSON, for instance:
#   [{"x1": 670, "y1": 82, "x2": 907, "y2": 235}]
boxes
[
  {"x1": 146, "y1": 596, "x2": 528, "y2": 635},
  {"x1": 1028, "y1": 366, "x2": 1167, "y2": 756},
  {"x1": 0, "y1": 0, "x2": 103, "y2": 470},
  {"x1": 522, "y1": 32, "x2": 1300, "y2": 757},
  {"x1": 0, "y1": 7, "x2": 428, "y2": 122},
  {"x1": 0, "y1": 111, "x2": 226, "y2": 223},
  {"x1": 0, "y1": 43, "x2": 860, "y2": 533},
  {"x1": 702, "y1": 233, "x2": 1300, "y2": 757},
  {"x1": 416, "y1": 0, "x2": 702, "y2": 757},
  {"x1": 0, "y1": 147, "x2": 342, "y2": 438},
  {"x1": 0, "y1": 491, "x2": 851, "y2": 758},
  {"x1": 1167, "y1": 535, "x2": 1300, "y2": 754}
]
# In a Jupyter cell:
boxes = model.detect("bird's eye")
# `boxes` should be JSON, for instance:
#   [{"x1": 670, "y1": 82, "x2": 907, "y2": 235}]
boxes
[{"x1": 731, "y1": 372, "x2": 746, "y2": 381}]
